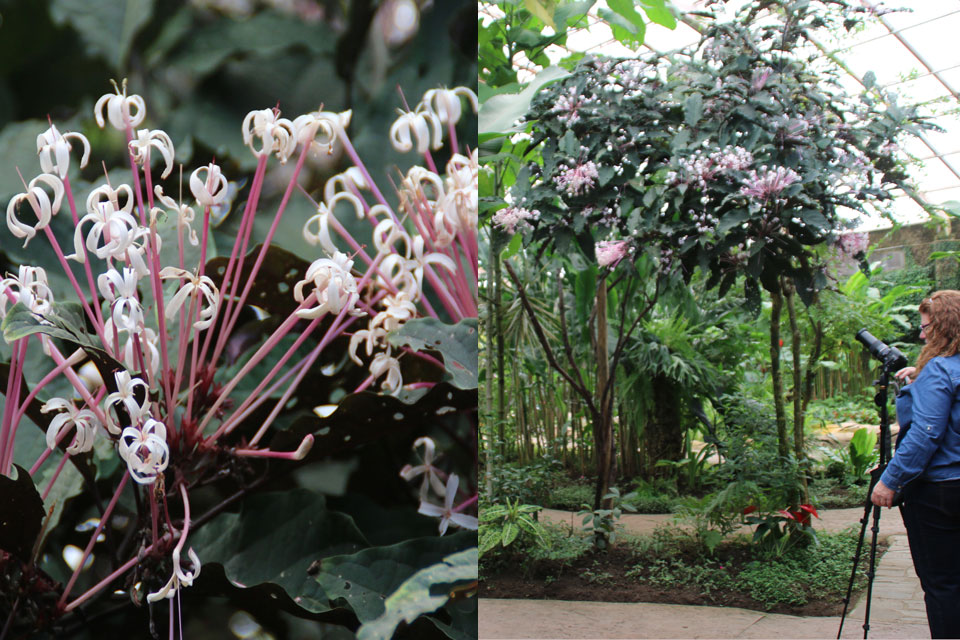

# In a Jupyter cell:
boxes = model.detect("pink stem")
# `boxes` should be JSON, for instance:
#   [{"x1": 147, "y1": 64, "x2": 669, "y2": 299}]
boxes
[
  {"x1": 205, "y1": 155, "x2": 269, "y2": 370},
  {"x1": 212, "y1": 145, "x2": 310, "y2": 367},
  {"x1": 197, "y1": 291, "x2": 318, "y2": 442},
  {"x1": 247, "y1": 307, "x2": 364, "y2": 446},
  {"x1": 63, "y1": 524, "x2": 176, "y2": 613},
  {"x1": 0, "y1": 338, "x2": 28, "y2": 475},
  {"x1": 453, "y1": 493, "x2": 478, "y2": 513},
  {"x1": 58, "y1": 472, "x2": 131, "y2": 607},
  {"x1": 41, "y1": 449, "x2": 70, "y2": 502},
  {"x1": 62, "y1": 177, "x2": 107, "y2": 331},
  {"x1": 235, "y1": 434, "x2": 312, "y2": 459},
  {"x1": 353, "y1": 374, "x2": 375, "y2": 394}
]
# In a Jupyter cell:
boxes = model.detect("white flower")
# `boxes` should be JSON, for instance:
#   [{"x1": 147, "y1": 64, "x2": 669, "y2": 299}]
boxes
[
  {"x1": 439, "y1": 150, "x2": 478, "y2": 234},
  {"x1": 159, "y1": 267, "x2": 220, "y2": 330},
  {"x1": 147, "y1": 484, "x2": 200, "y2": 602},
  {"x1": 399, "y1": 437, "x2": 446, "y2": 500},
  {"x1": 389, "y1": 107, "x2": 442, "y2": 154},
  {"x1": 322, "y1": 166, "x2": 368, "y2": 204},
  {"x1": 94, "y1": 79, "x2": 146, "y2": 130},
  {"x1": 420, "y1": 87, "x2": 478, "y2": 126},
  {"x1": 369, "y1": 352, "x2": 402, "y2": 395},
  {"x1": 293, "y1": 108, "x2": 349, "y2": 154},
  {"x1": 417, "y1": 474, "x2": 478, "y2": 535},
  {"x1": 118, "y1": 418, "x2": 168, "y2": 485},
  {"x1": 106, "y1": 370, "x2": 150, "y2": 423},
  {"x1": 72, "y1": 183, "x2": 140, "y2": 264},
  {"x1": 147, "y1": 546, "x2": 201, "y2": 602},
  {"x1": 241, "y1": 108, "x2": 297, "y2": 163},
  {"x1": 98, "y1": 267, "x2": 143, "y2": 332},
  {"x1": 348, "y1": 326, "x2": 388, "y2": 365},
  {"x1": 36, "y1": 124, "x2": 90, "y2": 179},
  {"x1": 293, "y1": 252, "x2": 362, "y2": 319},
  {"x1": 103, "y1": 319, "x2": 161, "y2": 379},
  {"x1": 190, "y1": 163, "x2": 229, "y2": 208},
  {"x1": 302, "y1": 192, "x2": 365, "y2": 255},
  {"x1": 0, "y1": 266, "x2": 54, "y2": 317},
  {"x1": 370, "y1": 291, "x2": 417, "y2": 333},
  {"x1": 6, "y1": 173, "x2": 64, "y2": 247},
  {"x1": 153, "y1": 185, "x2": 198, "y2": 246},
  {"x1": 129, "y1": 129, "x2": 175, "y2": 179},
  {"x1": 42, "y1": 398, "x2": 100, "y2": 455}
]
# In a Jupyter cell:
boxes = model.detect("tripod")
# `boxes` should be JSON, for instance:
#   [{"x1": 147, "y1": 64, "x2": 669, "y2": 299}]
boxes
[{"x1": 837, "y1": 367, "x2": 896, "y2": 640}]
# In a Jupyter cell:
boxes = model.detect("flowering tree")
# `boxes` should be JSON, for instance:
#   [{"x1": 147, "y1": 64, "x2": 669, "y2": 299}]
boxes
[
  {"x1": 0, "y1": 78, "x2": 478, "y2": 638},
  {"x1": 495, "y1": 0, "x2": 932, "y2": 508}
]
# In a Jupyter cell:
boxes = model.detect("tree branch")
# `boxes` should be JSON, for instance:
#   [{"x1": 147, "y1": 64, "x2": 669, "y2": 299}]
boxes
[{"x1": 504, "y1": 260, "x2": 597, "y2": 415}]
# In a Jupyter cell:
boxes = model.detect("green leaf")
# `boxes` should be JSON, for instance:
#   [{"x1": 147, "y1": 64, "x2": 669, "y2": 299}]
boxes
[
  {"x1": 356, "y1": 547, "x2": 478, "y2": 640},
  {"x1": 554, "y1": 1, "x2": 596, "y2": 30},
  {"x1": 189, "y1": 489, "x2": 368, "y2": 613},
  {"x1": 50, "y1": 0, "x2": 155, "y2": 72},
  {"x1": 523, "y1": 0, "x2": 557, "y2": 30},
  {"x1": 388, "y1": 318, "x2": 478, "y2": 390},
  {"x1": 0, "y1": 120, "x2": 48, "y2": 204},
  {"x1": 500, "y1": 233, "x2": 523, "y2": 260},
  {"x1": 501, "y1": 522, "x2": 519, "y2": 547},
  {"x1": 479, "y1": 66, "x2": 572, "y2": 136},
  {"x1": 600, "y1": 0, "x2": 648, "y2": 48},
  {"x1": 684, "y1": 93, "x2": 704, "y2": 127},
  {"x1": 640, "y1": 0, "x2": 677, "y2": 29},
  {"x1": 2, "y1": 302, "x2": 88, "y2": 346},
  {"x1": 168, "y1": 10, "x2": 335, "y2": 77},
  {"x1": 314, "y1": 532, "x2": 475, "y2": 624}
]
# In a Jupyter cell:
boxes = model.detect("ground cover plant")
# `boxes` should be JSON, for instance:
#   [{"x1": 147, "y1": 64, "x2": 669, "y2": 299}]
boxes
[
  {"x1": 480, "y1": 522, "x2": 881, "y2": 615},
  {"x1": 0, "y1": 3, "x2": 478, "y2": 638}
]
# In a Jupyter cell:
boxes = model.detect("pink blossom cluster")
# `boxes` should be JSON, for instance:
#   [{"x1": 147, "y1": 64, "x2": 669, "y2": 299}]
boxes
[
  {"x1": 492, "y1": 206, "x2": 540, "y2": 234},
  {"x1": 666, "y1": 146, "x2": 754, "y2": 189},
  {"x1": 554, "y1": 160, "x2": 600, "y2": 197},
  {"x1": 551, "y1": 86, "x2": 591, "y2": 125},
  {"x1": 834, "y1": 231, "x2": 870, "y2": 257},
  {"x1": 596, "y1": 240, "x2": 630, "y2": 268},
  {"x1": 740, "y1": 165, "x2": 801, "y2": 200}
]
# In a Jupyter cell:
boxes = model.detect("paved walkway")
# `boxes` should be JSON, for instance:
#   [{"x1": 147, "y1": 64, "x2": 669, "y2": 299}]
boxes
[{"x1": 480, "y1": 507, "x2": 929, "y2": 639}]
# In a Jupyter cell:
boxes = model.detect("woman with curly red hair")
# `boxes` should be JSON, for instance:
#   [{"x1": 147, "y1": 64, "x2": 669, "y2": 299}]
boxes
[{"x1": 872, "y1": 289, "x2": 960, "y2": 638}]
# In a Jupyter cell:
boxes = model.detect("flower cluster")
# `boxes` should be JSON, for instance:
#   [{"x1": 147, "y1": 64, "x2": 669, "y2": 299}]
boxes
[
  {"x1": 740, "y1": 165, "x2": 801, "y2": 200},
  {"x1": 0, "y1": 78, "x2": 478, "y2": 621},
  {"x1": 553, "y1": 160, "x2": 600, "y2": 197},
  {"x1": 666, "y1": 146, "x2": 753, "y2": 189},
  {"x1": 596, "y1": 240, "x2": 631, "y2": 268},
  {"x1": 689, "y1": 208, "x2": 720, "y2": 234},
  {"x1": 551, "y1": 86, "x2": 591, "y2": 125},
  {"x1": 492, "y1": 206, "x2": 540, "y2": 235}
]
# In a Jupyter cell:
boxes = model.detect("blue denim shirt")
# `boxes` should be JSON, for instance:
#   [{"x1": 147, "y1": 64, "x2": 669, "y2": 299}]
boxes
[{"x1": 880, "y1": 354, "x2": 960, "y2": 492}]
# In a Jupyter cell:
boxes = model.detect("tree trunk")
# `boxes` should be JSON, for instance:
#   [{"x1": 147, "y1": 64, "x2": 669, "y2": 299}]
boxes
[
  {"x1": 483, "y1": 234, "x2": 497, "y2": 494},
  {"x1": 784, "y1": 279, "x2": 809, "y2": 503},
  {"x1": 492, "y1": 238, "x2": 506, "y2": 456},
  {"x1": 642, "y1": 375, "x2": 684, "y2": 480},
  {"x1": 593, "y1": 279, "x2": 616, "y2": 510},
  {"x1": 770, "y1": 290, "x2": 789, "y2": 459}
]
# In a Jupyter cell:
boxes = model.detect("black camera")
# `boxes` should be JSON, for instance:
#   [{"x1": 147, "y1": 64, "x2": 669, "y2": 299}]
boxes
[{"x1": 856, "y1": 328, "x2": 908, "y2": 372}]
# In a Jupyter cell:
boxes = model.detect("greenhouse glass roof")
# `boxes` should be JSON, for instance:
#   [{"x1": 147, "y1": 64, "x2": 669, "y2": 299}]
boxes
[{"x1": 539, "y1": 0, "x2": 960, "y2": 230}]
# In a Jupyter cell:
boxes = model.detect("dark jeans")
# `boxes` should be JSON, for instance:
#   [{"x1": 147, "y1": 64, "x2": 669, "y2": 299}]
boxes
[{"x1": 901, "y1": 479, "x2": 960, "y2": 639}]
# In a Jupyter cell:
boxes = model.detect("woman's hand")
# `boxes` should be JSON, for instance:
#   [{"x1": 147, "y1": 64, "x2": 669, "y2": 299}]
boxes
[
  {"x1": 895, "y1": 366, "x2": 917, "y2": 384},
  {"x1": 871, "y1": 480, "x2": 896, "y2": 507}
]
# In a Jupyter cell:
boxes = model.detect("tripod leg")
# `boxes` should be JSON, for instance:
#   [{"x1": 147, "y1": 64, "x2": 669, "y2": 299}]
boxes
[
  {"x1": 860, "y1": 503, "x2": 883, "y2": 639},
  {"x1": 838, "y1": 492, "x2": 877, "y2": 639}
]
